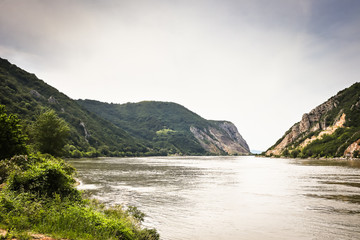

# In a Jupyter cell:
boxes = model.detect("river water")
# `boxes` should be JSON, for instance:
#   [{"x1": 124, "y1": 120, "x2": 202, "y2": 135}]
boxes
[{"x1": 69, "y1": 156, "x2": 360, "y2": 240}]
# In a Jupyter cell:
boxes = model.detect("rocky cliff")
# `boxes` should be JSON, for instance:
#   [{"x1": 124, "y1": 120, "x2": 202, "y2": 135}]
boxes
[
  {"x1": 190, "y1": 121, "x2": 250, "y2": 155},
  {"x1": 77, "y1": 100, "x2": 250, "y2": 156},
  {"x1": 266, "y1": 82, "x2": 360, "y2": 158}
]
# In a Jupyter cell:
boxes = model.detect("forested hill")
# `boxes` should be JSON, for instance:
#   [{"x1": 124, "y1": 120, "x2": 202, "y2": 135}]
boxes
[
  {"x1": 0, "y1": 57, "x2": 145, "y2": 157},
  {"x1": 0, "y1": 57, "x2": 249, "y2": 156},
  {"x1": 265, "y1": 82, "x2": 360, "y2": 158},
  {"x1": 77, "y1": 100, "x2": 250, "y2": 155}
]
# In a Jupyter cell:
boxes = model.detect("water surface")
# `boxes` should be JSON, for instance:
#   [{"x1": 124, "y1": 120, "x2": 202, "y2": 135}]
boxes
[{"x1": 69, "y1": 156, "x2": 360, "y2": 240}]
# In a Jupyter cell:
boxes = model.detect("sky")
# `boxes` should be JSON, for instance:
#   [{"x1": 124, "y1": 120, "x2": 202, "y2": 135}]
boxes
[{"x1": 1, "y1": 0, "x2": 360, "y2": 151}]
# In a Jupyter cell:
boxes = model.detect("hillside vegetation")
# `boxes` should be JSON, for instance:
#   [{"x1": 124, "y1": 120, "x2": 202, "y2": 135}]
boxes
[
  {"x1": 0, "y1": 57, "x2": 147, "y2": 157},
  {"x1": 0, "y1": 57, "x2": 249, "y2": 156},
  {"x1": 77, "y1": 100, "x2": 250, "y2": 155},
  {"x1": 265, "y1": 82, "x2": 360, "y2": 158},
  {"x1": 0, "y1": 105, "x2": 159, "y2": 239}
]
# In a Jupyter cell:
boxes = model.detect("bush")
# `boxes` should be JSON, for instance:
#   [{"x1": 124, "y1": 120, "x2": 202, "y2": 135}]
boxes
[
  {"x1": 0, "y1": 155, "x2": 34, "y2": 184},
  {"x1": 0, "y1": 155, "x2": 160, "y2": 240},
  {"x1": 7, "y1": 159, "x2": 80, "y2": 200},
  {"x1": 32, "y1": 109, "x2": 70, "y2": 156},
  {"x1": 0, "y1": 105, "x2": 28, "y2": 160},
  {"x1": 0, "y1": 191, "x2": 159, "y2": 240}
]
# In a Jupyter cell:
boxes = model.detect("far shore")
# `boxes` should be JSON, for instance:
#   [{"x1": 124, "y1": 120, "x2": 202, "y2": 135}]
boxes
[{"x1": 255, "y1": 155, "x2": 360, "y2": 161}]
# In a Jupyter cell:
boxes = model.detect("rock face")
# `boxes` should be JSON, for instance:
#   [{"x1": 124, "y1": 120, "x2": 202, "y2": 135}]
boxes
[
  {"x1": 266, "y1": 97, "x2": 339, "y2": 156},
  {"x1": 30, "y1": 89, "x2": 43, "y2": 99},
  {"x1": 79, "y1": 121, "x2": 90, "y2": 142},
  {"x1": 77, "y1": 99, "x2": 251, "y2": 156},
  {"x1": 190, "y1": 121, "x2": 250, "y2": 155},
  {"x1": 48, "y1": 96, "x2": 59, "y2": 104},
  {"x1": 265, "y1": 82, "x2": 360, "y2": 158},
  {"x1": 344, "y1": 139, "x2": 360, "y2": 157}
]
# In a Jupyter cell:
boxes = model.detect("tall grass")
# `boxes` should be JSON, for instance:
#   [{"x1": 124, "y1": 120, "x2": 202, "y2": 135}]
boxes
[{"x1": 0, "y1": 154, "x2": 159, "y2": 240}]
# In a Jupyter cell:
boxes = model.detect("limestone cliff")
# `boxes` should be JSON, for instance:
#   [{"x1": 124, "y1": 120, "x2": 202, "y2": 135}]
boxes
[
  {"x1": 78, "y1": 99, "x2": 251, "y2": 156},
  {"x1": 266, "y1": 96, "x2": 339, "y2": 156},
  {"x1": 190, "y1": 121, "x2": 250, "y2": 155},
  {"x1": 266, "y1": 82, "x2": 360, "y2": 158}
]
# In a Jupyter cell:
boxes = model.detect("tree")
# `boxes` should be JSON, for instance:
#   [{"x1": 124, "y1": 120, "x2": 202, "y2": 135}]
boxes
[
  {"x1": 32, "y1": 109, "x2": 70, "y2": 156},
  {"x1": 0, "y1": 105, "x2": 28, "y2": 160}
]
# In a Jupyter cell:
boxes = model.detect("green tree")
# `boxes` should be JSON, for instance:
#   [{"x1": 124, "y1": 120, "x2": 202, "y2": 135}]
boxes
[
  {"x1": 0, "y1": 105, "x2": 28, "y2": 160},
  {"x1": 32, "y1": 109, "x2": 70, "y2": 156}
]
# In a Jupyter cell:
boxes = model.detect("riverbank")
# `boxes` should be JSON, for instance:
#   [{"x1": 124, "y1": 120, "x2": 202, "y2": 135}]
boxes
[
  {"x1": 256, "y1": 154, "x2": 360, "y2": 161},
  {"x1": 70, "y1": 156, "x2": 360, "y2": 239},
  {"x1": 0, "y1": 228, "x2": 67, "y2": 240},
  {"x1": 0, "y1": 154, "x2": 160, "y2": 240}
]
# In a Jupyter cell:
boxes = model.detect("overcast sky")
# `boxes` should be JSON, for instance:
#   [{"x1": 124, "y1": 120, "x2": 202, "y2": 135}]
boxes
[{"x1": 1, "y1": 0, "x2": 360, "y2": 151}]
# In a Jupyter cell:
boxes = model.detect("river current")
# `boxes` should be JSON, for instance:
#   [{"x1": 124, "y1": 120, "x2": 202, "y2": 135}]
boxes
[{"x1": 69, "y1": 156, "x2": 360, "y2": 240}]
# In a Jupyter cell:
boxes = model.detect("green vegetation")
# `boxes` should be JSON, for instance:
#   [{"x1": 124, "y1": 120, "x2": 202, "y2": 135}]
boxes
[
  {"x1": 0, "y1": 57, "x2": 243, "y2": 156},
  {"x1": 77, "y1": 100, "x2": 238, "y2": 155},
  {"x1": 156, "y1": 128, "x2": 176, "y2": 136},
  {"x1": 0, "y1": 106, "x2": 159, "y2": 239},
  {"x1": 300, "y1": 127, "x2": 360, "y2": 158},
  {"x1": 266, "y1": 82, "x2": 360, "y2": 159},
  {"x1": 0, "y1": 155, "x2": 159, "y2": 240},
  {"x1": 31, "y1": 109, "x2": 70, "y2": 156},
  {"x1": 0, "y1": 57, "x2": 147, "y2": 158},
  {"x1": 0, "y1": 105, "x2": 28, "y2": 160}
]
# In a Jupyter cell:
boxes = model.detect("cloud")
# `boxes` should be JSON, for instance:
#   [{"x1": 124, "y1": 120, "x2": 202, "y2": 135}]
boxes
[{"x1": 1, "y1": 0, "x2": 360, "y2": 150}]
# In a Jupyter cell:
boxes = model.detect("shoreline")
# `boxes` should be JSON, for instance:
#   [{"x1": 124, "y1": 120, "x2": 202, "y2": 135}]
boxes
[{"x1": 255, "y1": 155, "x2": 360, "y2": 161}]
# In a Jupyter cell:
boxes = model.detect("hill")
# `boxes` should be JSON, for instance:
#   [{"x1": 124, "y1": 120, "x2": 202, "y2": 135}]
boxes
[
  {"x1": 265, "y1": 82, "x2": 360, "y2": 158},
  {"x1": 77, "y1": 100, "x2": 250, "y2": 155},
  {"x1": 0, "y1": 57, "x2": 146, "y2": 157},
  {"x1": 0, "y1": 57, "x2": 249, "y2": 156}
]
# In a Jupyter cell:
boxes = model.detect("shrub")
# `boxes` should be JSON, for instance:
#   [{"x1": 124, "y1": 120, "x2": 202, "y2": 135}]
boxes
[
  {"x1": 0, "y1": 105, "x2": 28, "y2": 160},
  {"x1": 0, "y1": 155, "x2": 160, "y2": 240},
  {"x1": 32, "y1": 110, "x2": 70, "y2": 156},
  {"x1": 7, "y1": 159, "x2": 80, "y2": 200}
]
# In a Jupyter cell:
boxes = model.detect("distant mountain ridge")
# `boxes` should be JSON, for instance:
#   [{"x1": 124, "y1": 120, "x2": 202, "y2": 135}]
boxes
[
  {"x1": 0, "y1": 57, "x2": 144, "y2": 157},
  {"x1": 0, "y1": 57, "x2": 249, "y2": 156},
  {"x1": 265, "y1": 83, "x2": 360, "y2": 158},
  {"x1": 77, "y1": 100, "x2": 250, "y2": 155}
]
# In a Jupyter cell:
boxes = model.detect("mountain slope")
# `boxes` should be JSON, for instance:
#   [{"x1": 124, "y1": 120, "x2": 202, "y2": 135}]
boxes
[
  {"x1": 77, "y1": 100, "x2": 250, "y2": 155},
  {"x1": 0, "y1": 57, "x2": 146, "y2": 156},
  {"x1": 265, "y1": 82, "x2": 360, "y2": 158},
  {"x1": 0, "y1": 57, "x2": 249, "y2": 156}
]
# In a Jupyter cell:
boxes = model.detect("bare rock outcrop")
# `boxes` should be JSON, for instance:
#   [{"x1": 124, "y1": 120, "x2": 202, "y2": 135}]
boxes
[
  {"x1": 30, "y1": 89, "x2": 43, "y2": 99},
  {"x1": 344, "y1": 138, "x2": 360, "y2": 157},
  {"x1": 190, "y1": 121, "x2": 250, "y2": 155},
  {"x1": 48, "y1": 96, "x2": 59, "y2": 104},
  {"x1": 266, "y1": 96, "x2": 339, "y2": 156},
  {"x1": 80, "y1": 121, "x2": 90, "y2": 142}
]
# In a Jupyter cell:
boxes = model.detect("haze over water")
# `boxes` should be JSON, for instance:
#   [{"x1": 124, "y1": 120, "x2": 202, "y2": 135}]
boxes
[{"x1": 69, "y1": 156, "x2": 360, "y2": 240}]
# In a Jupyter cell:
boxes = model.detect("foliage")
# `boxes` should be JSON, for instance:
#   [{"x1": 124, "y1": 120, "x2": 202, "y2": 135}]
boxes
[
  {"x1": 156, "y1": 128, "x2": 176, "y2": 136},
  {"x1": 299, "y1": 127, "x2": 360, "y2": 158},
  {"x1": 126, "y1": 206, "x2": 146, "y2": 223},
  {"x1": 77, "y1": 100, "x2": 226, "y2": 155},
  {"x1": 0, "y1": 154, "x2": 159, "y2": 240},
  {"x1": 31, "y1": 109, "x2": 70, "y2": 156},
  {"x1": 0, "y1": 57, "x2": 239, "y2": 156},
  {"x1": 0, "y1": 57, "x2": 145, "y2": 157},
  {"x1": 0, "y1": 155, "x2": 37, "y2": 184},
  {"x1": 0, "y1": 95, "x2": 160, "y2": 239},
  {"x1": 267, "y1": 82, "x2": 360, "y2": 158},
  {"x1": 0, "y1": 105, "x2": 28, "y2": 160},
  {"x1": 7, "y1": 160, "x2": 80, "y2": 201}
]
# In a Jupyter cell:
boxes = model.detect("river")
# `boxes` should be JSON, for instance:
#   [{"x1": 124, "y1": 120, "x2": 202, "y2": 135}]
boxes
[{"x1": 69, "y1": 156, "x2": 360, "y2": 240}]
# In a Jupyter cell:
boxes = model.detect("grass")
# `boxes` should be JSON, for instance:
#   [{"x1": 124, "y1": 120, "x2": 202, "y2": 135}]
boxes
[{"x1": 0, "y1": 154, "x2": 159, "y2": 240}]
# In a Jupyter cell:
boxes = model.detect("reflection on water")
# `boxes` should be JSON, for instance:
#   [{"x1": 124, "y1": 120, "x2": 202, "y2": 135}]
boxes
[{"x1": 69, "y1": 156, "x2": 360, "y2": 240}]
